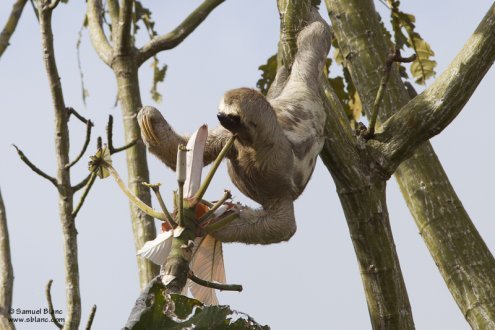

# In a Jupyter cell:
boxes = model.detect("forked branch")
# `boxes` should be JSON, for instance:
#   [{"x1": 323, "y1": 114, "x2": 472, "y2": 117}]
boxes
[
  {"x1": 368, "y1": 3, "x2": 495, "y2": 174},
  {"x1": 106, "y1": 115, "x2": 137, "y2": 154}
]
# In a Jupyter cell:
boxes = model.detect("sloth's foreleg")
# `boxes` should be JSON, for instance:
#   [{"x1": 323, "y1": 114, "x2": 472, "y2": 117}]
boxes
[
  {"x1": 209, "y1": 199, "x2": 296, "y2": 245},
  {"x1": 138, "y1": 106, "x2": 234, "y2": 170}
]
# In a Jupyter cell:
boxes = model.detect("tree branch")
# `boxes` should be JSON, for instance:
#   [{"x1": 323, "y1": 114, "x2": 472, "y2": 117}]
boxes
[
  {"x1": 106, "y1": 0, "x2": 119, "y2": 43},
  {"x1": 86, "y1": 0, "x2": 113, "y2": 66},
  {"x1": 0, "y1": 0, "x2": 28, "y2": 58},
  {"x1": 13, "y1": 145, "x2": 59, "y2": 188},
  {"x1": 188, "y1": 272, "x2": 242, "y2": 292},
  {"x1": 368, "y1": 3, "x2": 495, "y2": 175},
  {"x1": 45, "y1": 280, "x2": 63, "y2": 329},
  {"x1": 67, "y1": 107, "x2": 91, "y2": 125},
  {"x1": 137, "y1": 0, "x2": 225, "y2": 66},
  {"x1": 0, "y1": 189, "x2": 14, "y2": 330},
  {"x1": 115, "y1": 0, "x2": 132, "y2": 54}
]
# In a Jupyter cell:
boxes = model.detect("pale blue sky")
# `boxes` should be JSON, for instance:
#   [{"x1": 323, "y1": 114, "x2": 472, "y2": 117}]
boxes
[{"x1": 0, "y1": 1, "x2": 494, "y2": 329}]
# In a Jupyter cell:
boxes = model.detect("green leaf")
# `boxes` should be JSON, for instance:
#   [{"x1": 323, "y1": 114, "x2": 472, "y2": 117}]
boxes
[
  {"x1": 134, "y1": 1, "x2": 158, "y2": 39},
  {"x1": 387, "y1": 1, "x2": 437, "y2": 84},
  {"x1": 150, "y1": 57, "x2": 168, "y2": 103},
  {"x1": 256, "y1": 55, "x2": 278, "y2": 96},
  {"x1": 124, "y1": 277, "x2": 269, "y2": 330}
]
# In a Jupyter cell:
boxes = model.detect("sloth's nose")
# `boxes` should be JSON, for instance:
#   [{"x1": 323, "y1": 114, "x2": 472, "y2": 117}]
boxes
[{"x1": 217, "y1": 113, "x2": 242, "y2": 133}]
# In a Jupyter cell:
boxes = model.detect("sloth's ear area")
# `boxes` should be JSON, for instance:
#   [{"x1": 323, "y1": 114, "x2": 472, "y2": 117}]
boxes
[{"x1": 217, "y1": 113, "x2": 242, "y2": 133}]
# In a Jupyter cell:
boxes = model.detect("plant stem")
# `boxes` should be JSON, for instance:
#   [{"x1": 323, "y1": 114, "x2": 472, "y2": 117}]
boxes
[
  {"x1": 104, "y1": 162, "x2": 167, "y2": 221},
  {"x1": 193, "y1": 136, "x2": 235, "y2": 203}
]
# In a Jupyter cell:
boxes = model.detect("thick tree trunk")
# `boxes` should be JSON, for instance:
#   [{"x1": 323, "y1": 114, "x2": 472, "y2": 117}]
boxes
[
  {"x1": 326, "y1": 0, "x2": 495, "y2": 328},
  {"x1": 112, "y1": 57, "x2": 159, "y2": 288}
]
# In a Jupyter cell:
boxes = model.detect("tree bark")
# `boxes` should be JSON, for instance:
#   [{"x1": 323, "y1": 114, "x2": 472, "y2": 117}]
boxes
[
  {"x1": 0, "y1": 189, "x2": 14, "y2": 329},
  {"x1": 39, "y1": 4, "x2": 81, "y2": 329},
  {"x1": 326, "y1": 0, "x2": 495, "y2": 328}
]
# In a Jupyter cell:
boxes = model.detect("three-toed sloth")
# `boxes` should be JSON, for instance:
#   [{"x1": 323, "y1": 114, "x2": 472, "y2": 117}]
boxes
[{"x1": 138, "y1": 10, "x2": 331, "y2": 245}]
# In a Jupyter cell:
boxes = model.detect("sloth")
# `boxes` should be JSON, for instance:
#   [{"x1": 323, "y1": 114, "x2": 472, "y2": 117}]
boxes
[{"x1": 138, "y1": 10, "x2": 331, "y2": 245}]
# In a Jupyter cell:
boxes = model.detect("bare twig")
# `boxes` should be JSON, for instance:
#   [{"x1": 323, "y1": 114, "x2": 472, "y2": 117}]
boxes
[
  {"x1": 66, "y1": 120, "x2": 93, "y2": 169},
  {"x1": 67, "y1": 107, "x2": 92, "y2": 125},
  {"x1": 85, "y1": 305, "x2": 97, "y2": 330},
  {"x1": 106, "y1": 115, "x2": 137, "y2": 154},
  {"x1": 142, "y1": 182, "x2": 176, "y2": 228},
  {"x1": 188, "y1": 272, "x2": 242, "y2": 292},
  {"x1": 13, "y1": 145, "x2": 58, "y2": 188},
  {"x1": 0, "y1": 0, "x2": 28, "y2": 58},
  {"x1": 72, "y1": 172, "x2": 97, "y2": 218},
  {"x1": 45, "y1": 280, "x2": 63, "y2": 329},
  {"x1": 72, "y1": 173, "x2": 92, "y2": 192},
  {"x1": 365, "y1": 50, "x2": 416, "y2": 138},
  {"x1": 137, "y1": 0, "x2": 226, "y2": 65}
]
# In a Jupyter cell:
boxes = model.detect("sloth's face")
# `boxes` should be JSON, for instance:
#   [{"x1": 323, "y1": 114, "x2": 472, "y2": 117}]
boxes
[{"x1": 217, "y1": 88, "x2": 273, "y2": 145}]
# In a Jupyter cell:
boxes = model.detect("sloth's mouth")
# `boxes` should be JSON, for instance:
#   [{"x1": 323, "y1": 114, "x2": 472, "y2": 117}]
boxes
[{"x1": 217, "y1": 113, "x2": 242, "y2": 133}]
